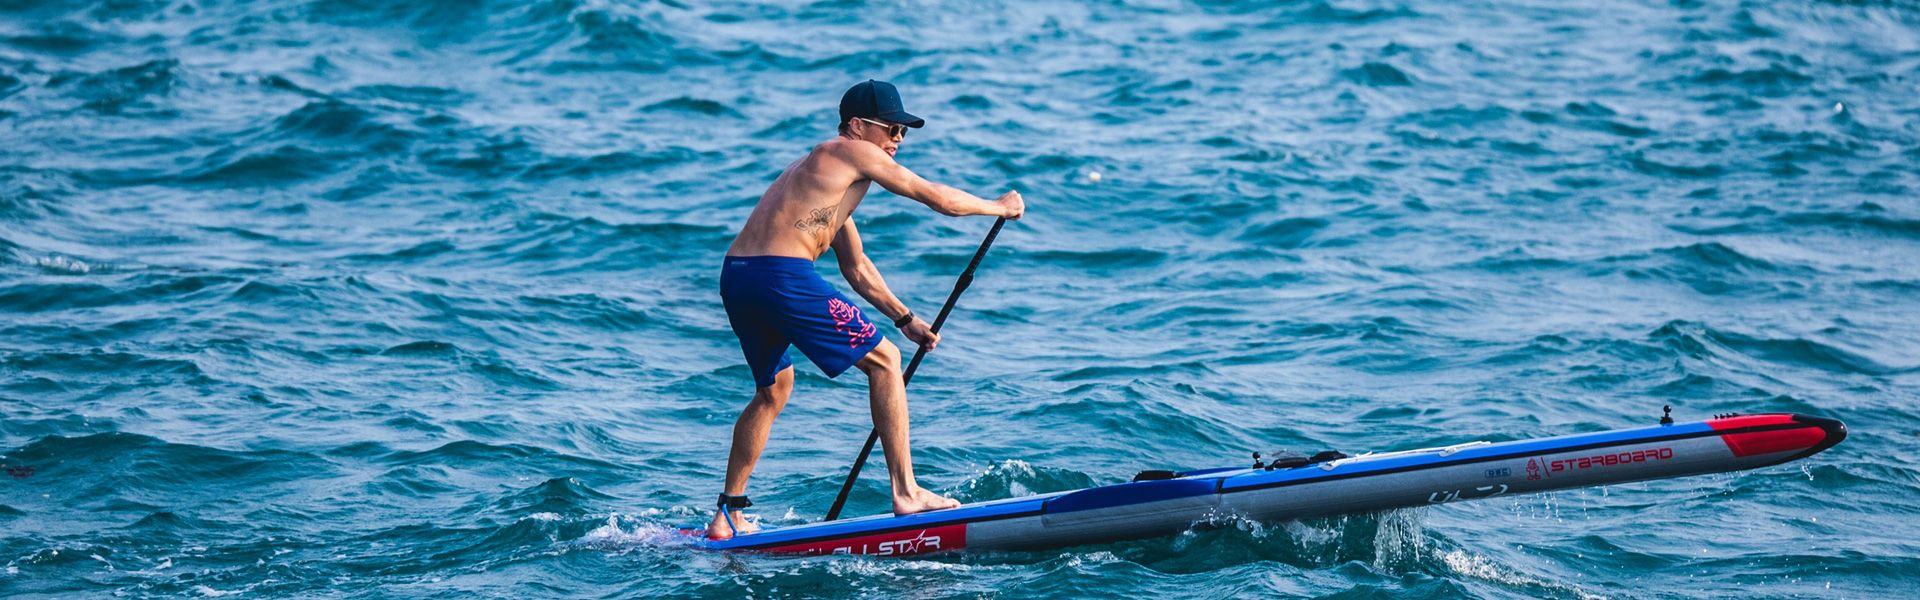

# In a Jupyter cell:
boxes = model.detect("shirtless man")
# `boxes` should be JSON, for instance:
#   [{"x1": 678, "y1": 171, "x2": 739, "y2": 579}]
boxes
[{"x1": 707, "y1": 80, "x2": 1025, "y2": 539}]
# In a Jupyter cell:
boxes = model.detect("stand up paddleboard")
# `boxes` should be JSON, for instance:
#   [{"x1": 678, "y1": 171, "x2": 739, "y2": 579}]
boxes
[{"x1": 681, "y1": 412, "x2": 1844, "y2": 557}]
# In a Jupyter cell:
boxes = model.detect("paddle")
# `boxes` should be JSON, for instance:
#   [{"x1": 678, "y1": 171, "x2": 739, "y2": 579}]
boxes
[{"x1": 823, "y1": 216, "x2": 1008, "y2": 522}]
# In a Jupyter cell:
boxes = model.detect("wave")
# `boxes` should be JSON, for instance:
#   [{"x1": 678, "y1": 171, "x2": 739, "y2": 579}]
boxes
[
  {"x1": 486, "y1": 1, "x2": 806, "y2": 75},
  {"x1": 1012, "y1": 394, "x2": 1231, "y2": 450},
  {"x1": 1020, "y1": 247, "x2": 1168, "y2": 269},
  {"x1": 417, "y1": 131, "x2": 538, "y2": 179},
  {"x1": 45, "y1": 58, "x2": 177, "y2": 114},
  {"x1": 1666, "y1": 201, "x2": 1920, "y2": 241},
  {"x1": 0, "y1": 167, "x2": 68, "y2": 220},
  {"x1": 516, "y1": 292, "x2": 655, "y2": 332},
  {"x1": 1687, "y1": 64, "x2": 1814, "y2": 97},
  {"x1": 1234, "y1": 2, "x2": 1419, "y2": 29},
  {"x1": 1050, "y1": 360, "x2": 1218, "y2": 381},
  {"x1": 5, "y1": 432, "x2": 328, "y2": 496},
  {"x1": 1396, "y1": 104, "x2": 1514, "y2": 130},
  {"x1": 271, "y1": 99, "x2": 418, "y2": 152},
  {"x1": 1709, "y1": 329, "x2": 1898, "y2": 376},
  {"x1": 1460, "y1": 248, "x2": 1578, "y2": 273},
  {"x1": 1625, "y1": 151, "x2": 1727, "y2": 178},
  {"x1": 0, "y1": 70, "x2": 24, "y2": 100},
  {"x1": 1781, "y1": 207, "x2": 1920, "y2": 239},
  {"x1": 1655, "y1": 242, "x2": 1786, "y2": 272},
  {"x1": 488, "y1": 476, "x2": 616, "y2": 516},
  {"x1": 0, "y1": 271, "x2": 244, "y2": 312},
  {"x1": 641, "y1": 96, "x2": 743, "y2": 118},
  {"x1": 379, "y1": 339, "x2": 459, "y2": 356},
  {"x1": 228, "y1": 279, "x2": 321, "y2": 303},
  {"x1": 182, "y1": 144, "x2": 346, "y2": 186},
  {"x1": 949, "y1": 459, "x2": 1097, "y2": 502},
  {"x1": 468, "y1": 213, "x2": 730, "y2": 273},
  {"x1": 1236, "y1": 216, "x2": 1330, "y2": 249},
  {"x1": 381, "y1": 439, "x2": 621, "y2": 471},
  {"x1": 517, "y1": 147, "x2": 713, "y2": 181},
  {"x1": 341, "y1": 83, "x2": 469, "y2": 106},
  {"x1": 558, "y1": 3, "x2": 684, "y2": 70},
  {"x1": 342, "y1": 240, "x2": 458, "y2": 263},
  {"x1": 1068, "y1": 509, "x2": 1442, "y2": 579},
  {"x1": 1340, "y1": 62, "x2": 1415, "y2": 87},
  {"x1": 302, "y1": 0, "x2": 497, "y2": 36},
  {"x1": 3, "y1": 19, "x2": 122, "y2": 57},
  {"x1": 1552, "y1": 101, "x2": 1656, "y2": 139},
  {"x1": 1301, "y1": 1, "x2": 1418, "y2": 24},
  {"x1": 1099, "y1": 78, "x2": 1197, "y2": 108},
  {"x1": 1650, "y1": 320, "x2": 1898, "y2": 375},
  {"x1": 2, "y1": 351, "x2": 207, "y2": 387},
  {"x1": 1594, "y1": 242, "x2": 1816, "y2": 296},
  {"x1": 371, "y1": 337, "x2": 564, "y2": 389},
  {"x1": 118, "y1": 510, "x2": 224, "y2": 536}
]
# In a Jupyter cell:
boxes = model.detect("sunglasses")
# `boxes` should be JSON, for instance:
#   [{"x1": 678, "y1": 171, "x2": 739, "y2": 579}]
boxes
[{"x1": 855, "y1": 117, "x2": 908, "y2": 139}]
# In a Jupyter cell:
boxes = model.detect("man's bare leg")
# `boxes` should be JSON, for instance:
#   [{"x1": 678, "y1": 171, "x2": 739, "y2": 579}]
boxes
[
  {"x1": 855, "y1": 339, "x2": 961, "y2": 515},
  {"x1": 705, "y1": 366, "x2": 794, "y2": 539}
]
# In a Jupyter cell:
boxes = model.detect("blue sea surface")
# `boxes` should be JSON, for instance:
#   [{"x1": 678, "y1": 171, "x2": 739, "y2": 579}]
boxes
[{"x1": 4, "y1": 0, "x2": 1918, "y2": 597}]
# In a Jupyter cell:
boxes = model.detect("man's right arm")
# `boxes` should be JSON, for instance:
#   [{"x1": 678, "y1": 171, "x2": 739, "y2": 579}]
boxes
[{"x1": 839, "y1": 142, "x2": 1023, "y2": 219}]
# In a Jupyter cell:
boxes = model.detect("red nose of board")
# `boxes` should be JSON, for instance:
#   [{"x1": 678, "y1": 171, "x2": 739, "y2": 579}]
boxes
[{"x1": 1708, "y1": 414, "x2": 1847, "y2": 458}]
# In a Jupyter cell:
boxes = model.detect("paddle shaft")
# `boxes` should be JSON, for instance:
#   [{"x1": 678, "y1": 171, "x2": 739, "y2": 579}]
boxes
[{"x1": 823, "y1": 217, "x2": 1007, "y2": 522}]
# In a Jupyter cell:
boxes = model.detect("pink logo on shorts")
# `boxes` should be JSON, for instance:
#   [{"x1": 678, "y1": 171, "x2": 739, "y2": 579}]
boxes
[{"x1": 828, "y1": 298, "x2": 876, "y2": 348}]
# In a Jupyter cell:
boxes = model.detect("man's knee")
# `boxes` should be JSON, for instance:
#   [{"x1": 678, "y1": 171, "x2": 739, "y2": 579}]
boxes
[
  {"x1": 753, "y1": 367, "x2": 794, "y2": 409},
  {"x1": 856, "y1": 339, "x2": 901, "y2": 375}
]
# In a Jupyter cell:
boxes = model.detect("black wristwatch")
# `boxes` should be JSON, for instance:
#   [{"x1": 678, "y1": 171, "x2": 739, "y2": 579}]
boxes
[{"x1": 894, "y1": 311, "x2": 915, "y2": 328}]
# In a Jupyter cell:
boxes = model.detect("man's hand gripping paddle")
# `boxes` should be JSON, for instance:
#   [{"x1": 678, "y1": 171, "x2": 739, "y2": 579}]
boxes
[{"x1": 823, "y1": 216, "x2": 1008, "y2": 522}]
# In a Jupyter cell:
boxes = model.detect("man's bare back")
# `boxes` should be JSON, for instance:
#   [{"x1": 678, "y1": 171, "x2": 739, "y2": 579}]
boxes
[{"x1": 726, "y1": 138, "x2": 885, "y2": 261}]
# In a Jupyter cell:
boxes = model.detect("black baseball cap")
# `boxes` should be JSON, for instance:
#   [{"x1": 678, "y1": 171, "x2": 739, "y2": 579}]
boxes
[{"x1": 839, "y1": 79, "x2": 924, "y2": 129}]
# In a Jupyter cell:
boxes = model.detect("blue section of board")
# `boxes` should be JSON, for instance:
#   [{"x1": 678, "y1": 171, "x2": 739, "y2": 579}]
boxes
[
  {"x1": 1218, "y1": 422, "x2": 1716, "y2": 491},
  {"x1": 1042, "y1": 479, "x2": 1218, "y2": 514}
]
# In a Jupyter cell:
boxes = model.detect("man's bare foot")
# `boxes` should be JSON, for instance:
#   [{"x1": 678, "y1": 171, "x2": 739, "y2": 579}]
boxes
[
  {"x1": 704, "y1": 508, "x2": 758, "y2": 540},
  {"x1": 891, "y1": 486, "x2": 961, "y2": 516}
]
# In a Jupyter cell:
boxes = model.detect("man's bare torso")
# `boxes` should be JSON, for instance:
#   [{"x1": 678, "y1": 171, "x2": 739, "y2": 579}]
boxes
[{"x1": 726, "y1": 139, "x2": 871, "y2": 260}]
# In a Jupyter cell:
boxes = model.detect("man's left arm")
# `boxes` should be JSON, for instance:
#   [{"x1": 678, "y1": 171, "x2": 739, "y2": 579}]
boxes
[{"x1": 831, "y1": 219, "x2": 939, "y2": 349}]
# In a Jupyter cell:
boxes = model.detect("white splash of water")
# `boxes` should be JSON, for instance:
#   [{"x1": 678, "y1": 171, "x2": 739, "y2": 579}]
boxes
[
  {"x1": 953, "y1": 459, "x2": 1041, "y2": 499},
  {"x1": 1281, "y1": 518, "x2": 1340, "y2": 547},
  {"x1": 1439, "y1": 549, "x2": 1609, "y2": 600},
  {"x1": 1371, "y1": 508, "x2": 1427, "y2": 570},
  {"x1": 576, "y1": 513, "x2": 694, "y2": 550},
  {"x1": 26, "y1": 255, "x2": 95, "y2": 274}
]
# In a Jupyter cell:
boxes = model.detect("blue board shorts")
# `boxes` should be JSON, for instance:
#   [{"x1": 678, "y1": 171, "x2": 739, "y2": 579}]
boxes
[{"x1": 720, "y1": 255, "x2": 885, "y2": 388}]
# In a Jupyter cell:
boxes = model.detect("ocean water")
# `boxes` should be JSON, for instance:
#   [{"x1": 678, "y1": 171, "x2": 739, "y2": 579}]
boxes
[{"x1": 3, "y1": 0, "x2": 1918, "y2": 597}]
